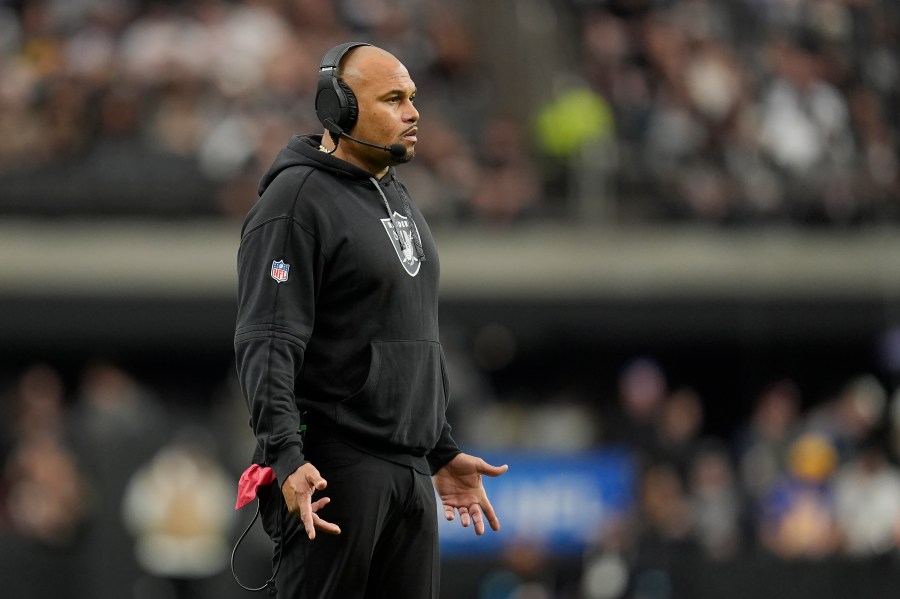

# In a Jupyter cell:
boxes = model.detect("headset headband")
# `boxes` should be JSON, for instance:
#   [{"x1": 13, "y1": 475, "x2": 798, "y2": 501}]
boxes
[{"x1": 319, "y1": 42, "x2": 372, "y2": 73}]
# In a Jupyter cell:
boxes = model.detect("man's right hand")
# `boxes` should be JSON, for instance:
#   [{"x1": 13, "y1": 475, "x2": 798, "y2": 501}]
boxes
[{"x1": 282, "y1": 462, "x2": 341, "y2": 539}]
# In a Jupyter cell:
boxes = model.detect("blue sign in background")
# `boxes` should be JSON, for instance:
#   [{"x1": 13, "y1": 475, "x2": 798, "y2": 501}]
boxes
[{"x1": 438, "y1": 449, "x2": 636, "y2": 556}]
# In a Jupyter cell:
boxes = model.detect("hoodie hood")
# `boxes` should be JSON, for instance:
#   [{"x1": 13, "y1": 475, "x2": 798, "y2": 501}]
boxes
[{"x1": 258, "y1": 134, "x2": 388, "y2": 197}]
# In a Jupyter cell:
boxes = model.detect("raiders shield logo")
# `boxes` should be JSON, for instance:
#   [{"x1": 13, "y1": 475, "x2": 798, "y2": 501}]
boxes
[{"x1": 380, "y1": 212, "x2": 421, "y2": 277}]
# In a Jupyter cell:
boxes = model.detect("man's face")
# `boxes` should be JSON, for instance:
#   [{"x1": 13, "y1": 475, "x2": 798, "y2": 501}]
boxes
[{"x1": 341, "y1": 49, "x2": 419, "y2": 171}]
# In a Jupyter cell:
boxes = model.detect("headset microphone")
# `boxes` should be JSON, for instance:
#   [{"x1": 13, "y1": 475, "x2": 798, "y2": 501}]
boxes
[
  {"x1": 341, "y1": 131, "x2": 408, "y2": 160},
  {"x1": 322, "y1": 118, "x2": 407, "y2": 160}
]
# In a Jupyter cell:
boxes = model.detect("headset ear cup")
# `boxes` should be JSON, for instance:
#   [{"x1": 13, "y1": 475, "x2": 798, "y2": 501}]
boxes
[{"x1": 338, "y1": 80, "x2": 359, "y2": 132}]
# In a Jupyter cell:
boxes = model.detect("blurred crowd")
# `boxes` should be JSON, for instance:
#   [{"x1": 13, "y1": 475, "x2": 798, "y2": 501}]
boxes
[
  {"x1": 567, "y1": 0, "x2": 900, "y2": 224},
  {"x1": 448, "y1": 355, "x2": 900, "y2": 598},
  {"x1": 0, "y1": 0, "x2": 897, "y2": 224},
  {"x1": 0, "y1": 361, "x2": 250, "y2": 599},
  {"x1": 2, "y1": 355, "x2": 900, "y2": 598},
  {"x1": 0, "y1": 0, "x2": 517, "y2": 220},
  {"x1": 594, "y1": 359, "x2": 900, "y2": 596}
]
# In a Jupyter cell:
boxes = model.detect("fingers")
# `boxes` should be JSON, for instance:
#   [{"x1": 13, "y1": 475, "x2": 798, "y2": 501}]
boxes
[
  {"x1": 447, "y1": 504, "x2": 490, "y2": 535},
  {"x1": 476, "y1": 459, "x2": 509, "y2": 477},
  {"x1": 443, "y1": 504, "x2": 455, "y2": 522},
  {"x1": 283, "y1": 465, "x2": 341, "y2": 539},
  {"x1": 458, "y1": 506, "x2": 470, "y2": 528},
  {"x1": 310, "y1": 497, "x2": 331, "y2": 513},
  {"x1": 480, "y1": 494, "x2": 501, "y2": 532},
  {"x1": 302, "y1": 496, "x2": 343, "y2": 538},
  {"x1": 301, "y1": 500, "x2": 317, "y2": 540},
  {"x1": 312, "y1": 512, "x2": 342, "y2": 535},
  {"x1": 470, "y1": 506, "x2": 485, "y2": 535},
  {"x1": 287, "y1": 465, "x2": 328, "y2": 539},
  {"x1": 306, "y1": 471, "x2": 327, "y2": 491}
]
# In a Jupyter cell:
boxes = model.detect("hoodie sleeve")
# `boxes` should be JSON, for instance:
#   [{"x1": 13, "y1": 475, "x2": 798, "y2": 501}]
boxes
[
  {"x1": 427, "y1": 421, "x2": 462, "y2": 474},
  {"x1": 234, "y1": 173, "x2": 324, "y2": 486}
]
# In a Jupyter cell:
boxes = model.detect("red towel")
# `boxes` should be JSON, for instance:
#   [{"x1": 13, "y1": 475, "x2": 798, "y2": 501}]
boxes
[{"x1": 235, "y1": 464, "x2": 276, "y2": 509}]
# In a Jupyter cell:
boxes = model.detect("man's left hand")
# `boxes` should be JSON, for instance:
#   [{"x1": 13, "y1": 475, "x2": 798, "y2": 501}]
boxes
[{"x1": 432, "y1": 453, "x2": 508, "y2": 535}]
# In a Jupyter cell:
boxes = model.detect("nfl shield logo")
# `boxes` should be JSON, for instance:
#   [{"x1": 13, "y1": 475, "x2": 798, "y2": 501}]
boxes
[{"x1": 270, "y1": 259, "x2": 290, "y2": 283}]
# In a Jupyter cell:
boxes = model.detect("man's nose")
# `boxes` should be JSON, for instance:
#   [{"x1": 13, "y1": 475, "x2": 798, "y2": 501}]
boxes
[{"x1": 404, "y1": 100, "x2": 419, "y2": 123}]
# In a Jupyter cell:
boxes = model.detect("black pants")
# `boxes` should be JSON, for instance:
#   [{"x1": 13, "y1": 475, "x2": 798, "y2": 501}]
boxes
[{"x1": 260, "y1": 438, "x2": 439, "y2": 599}]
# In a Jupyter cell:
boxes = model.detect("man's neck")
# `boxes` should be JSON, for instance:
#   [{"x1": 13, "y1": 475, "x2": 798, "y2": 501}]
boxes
[{"x1": 320, "y1": 131, "x2": 389, "y2": 180}]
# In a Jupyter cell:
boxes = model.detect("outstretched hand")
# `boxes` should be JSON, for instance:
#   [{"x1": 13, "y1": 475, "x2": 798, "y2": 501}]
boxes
[
  {"x1": 282, "y1": 462, "x2": 341, "y2": 540},
  {"x1": 432, "y1": 453, "x2": 508, "y2": 535}
]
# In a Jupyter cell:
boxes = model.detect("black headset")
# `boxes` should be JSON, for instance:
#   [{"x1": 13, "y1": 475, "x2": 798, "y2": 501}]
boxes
[{"x1": 315, "y1": 42, "x2": 372, "y2": 136}]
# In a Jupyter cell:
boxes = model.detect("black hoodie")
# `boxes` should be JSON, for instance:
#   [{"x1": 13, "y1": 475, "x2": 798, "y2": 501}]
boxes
[{"x1": 234, "y1": 134, "x2": 460, "y2": 485}]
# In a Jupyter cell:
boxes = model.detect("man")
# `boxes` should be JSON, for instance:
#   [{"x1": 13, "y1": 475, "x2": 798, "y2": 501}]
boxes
[{"x1": 234, "y1": 42, "x2": 507, "y2": 599}]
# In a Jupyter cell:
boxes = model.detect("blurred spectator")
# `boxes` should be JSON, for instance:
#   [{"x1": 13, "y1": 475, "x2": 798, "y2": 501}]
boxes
[
  {"x1": 757, "y1": 32, "x2": 856, "y2": 222},
  {"x1": 847, "y1": 85, "x2": 900, "y2": 219},
  {"x1": 653, "y1": 386, "x2": 704, "y2": 480},
  {"x1": 630, "y1": 462, "x2": 697, "y2": 599},
  {"x1": 640, "y1": 463, "x2": 694, "y2": 544},
  {"x1": 533, "y1": 82, "x2": 616, "y2": 217},
  {"x1": 734, "y1": 379, "x2": 802, "y2": 505},
  {"x1": 0, "y1": 364, "x2": 91, "y2": 598},
  {"x1": 122, "y1": 428, "x2": 235, "y2": 599},
  {"x1": 687, "y1": 441, "x2": 748, "y2": 560},
  {"x1": 2, "y1": 363, "x2": 68, "y2": 447},
  {"x1": 806, "y1": 374, "x2": 888, "y2": 463},
  {"x1": 4, "y1": 432, "x2": 89, "y2": 548},
  {"x1": 758, "y1": 432, "x2": 841, "y2": 559},
  {"x1": 69, "y1": 361, "x2": 170, "y2": 599},
  {"x1": 833, "y1": 432, "x2": 900, "y2": 557},
  {"x1": 604, "y1": 357, "x2": 668, "y2": 462},
  {"x1": 470, "y1": 117, "x2": 543, "y2": 223}
]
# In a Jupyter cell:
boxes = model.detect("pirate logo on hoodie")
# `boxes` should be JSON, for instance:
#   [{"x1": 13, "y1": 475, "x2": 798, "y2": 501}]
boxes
[{"x1": 380, "y1": 211, "x2": 421, "y2": 277}]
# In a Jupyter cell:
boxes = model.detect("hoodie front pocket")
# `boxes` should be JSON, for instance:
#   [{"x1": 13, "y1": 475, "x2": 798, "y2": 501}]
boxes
[{"x1": 337, "y1": 340, "x2": 448, "y2": 450}]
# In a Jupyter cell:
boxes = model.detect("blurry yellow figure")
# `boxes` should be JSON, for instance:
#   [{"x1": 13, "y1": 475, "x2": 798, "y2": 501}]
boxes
[{"x1": 122, "y1": 434, "x2": 235, "y2": 584}]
